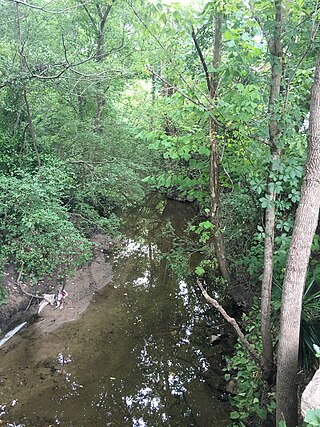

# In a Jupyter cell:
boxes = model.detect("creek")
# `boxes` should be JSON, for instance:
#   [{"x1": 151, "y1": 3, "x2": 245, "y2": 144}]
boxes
[{"x1": 0, "y1": 197, "x2": 230, "y2": 426}]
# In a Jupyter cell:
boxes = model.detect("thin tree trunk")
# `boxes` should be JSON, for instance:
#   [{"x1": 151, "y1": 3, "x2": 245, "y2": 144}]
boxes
[
  {"x1": 208, "y1": 12, "x2": 230, "y2": 284},
  {"x1": 209, "y1": 116, "x2": 230, "y2": 284},
  {"x1": 276, "y1": 53, "x2": 320, "y2": 427},
  {"x1": 94, "y1": 92, "x2": 106, "y2": 133},
  {"x1": 23, "y1": 86, "x2": 41, "y2": 168},
  {"x1": 260, "y1": 0, "x2": 283, "y2": 382},
  {"x1": 15, "y1": 1, "x2": 41, "y2": 168},
  {"x1": 261, "y1": 180, "x2": 277, "y2": 380},
  {"x1": 192, "y1": 12, "x2": 229, "y2": 284}
]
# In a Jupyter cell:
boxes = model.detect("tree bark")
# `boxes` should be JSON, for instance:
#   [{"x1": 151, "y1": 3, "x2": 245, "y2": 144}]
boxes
[
  {"x1": 209, "y1": 12, "x2": 230, "y2": 285},
  {"x1": 192, "y1": 11, "x2": 229, "y2": 284},
  {"x1": 261, "y1": 0, "x2": 283, "y2": 382},
  {"x1": 276, "y1": 53, "x2": 320, "y2": 427}
]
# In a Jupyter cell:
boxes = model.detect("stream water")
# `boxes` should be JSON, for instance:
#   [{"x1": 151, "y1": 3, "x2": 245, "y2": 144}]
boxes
[{"x1": 0, "y1": 197, "x2": 230, "y2": 426}]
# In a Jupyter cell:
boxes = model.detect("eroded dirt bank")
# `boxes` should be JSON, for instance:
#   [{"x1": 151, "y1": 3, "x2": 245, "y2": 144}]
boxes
[{"x1": 0, "y1": 233, "x2": 114, "y2": 334}]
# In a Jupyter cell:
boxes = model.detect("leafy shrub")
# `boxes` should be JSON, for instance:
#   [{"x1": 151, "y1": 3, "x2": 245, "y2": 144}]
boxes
[
  {"x1": 273, "y1": 279, "x2": 320, "y2": 370},
  {"x1": 224, "y1": 306, "x2": 276, "y2": 426},
  {"x1": 0, "y1": 170, "x2": 92, "y2": 282}
]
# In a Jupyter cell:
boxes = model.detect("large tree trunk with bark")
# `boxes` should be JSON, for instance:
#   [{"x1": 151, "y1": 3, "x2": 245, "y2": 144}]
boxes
[{"x1": 276, "y1": 53, "x2": 320, "y2": 427}]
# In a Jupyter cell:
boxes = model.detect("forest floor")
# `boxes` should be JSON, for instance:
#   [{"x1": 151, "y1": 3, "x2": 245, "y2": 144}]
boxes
[{"x1": 0, "y1": 233, "x2": 114, "y2": 334}]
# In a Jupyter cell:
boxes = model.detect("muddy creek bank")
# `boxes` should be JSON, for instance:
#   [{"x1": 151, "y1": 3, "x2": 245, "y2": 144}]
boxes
[{"x1": 0, "y1": 198, "x2": 230, "y2": 426}]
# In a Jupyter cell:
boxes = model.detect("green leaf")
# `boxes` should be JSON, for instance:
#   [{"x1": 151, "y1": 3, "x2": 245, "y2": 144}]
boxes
[
  {"x1": 195, "y1": 266, "x2": 205, "y2": 276},
  {"x1": 199, "y1": 220, "x2": 214, "y2": 230},
  {"x1": 230, "y1": 411, "x2": 240, "y2": 420}
]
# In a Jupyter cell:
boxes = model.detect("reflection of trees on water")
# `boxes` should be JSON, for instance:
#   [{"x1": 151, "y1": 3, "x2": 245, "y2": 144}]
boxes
[
  {"x1": 77, "y1": 199, "x2": 227, "y2": 426},
  {"x1": 90, "y1": 329, "x2": 211, "y2": 426},
  {"x1": 0, "y1": 199, "x2": 228, "y2": 427},
  {"x1": 88, "y1": 200, "x2": 224, "y2": 425}
]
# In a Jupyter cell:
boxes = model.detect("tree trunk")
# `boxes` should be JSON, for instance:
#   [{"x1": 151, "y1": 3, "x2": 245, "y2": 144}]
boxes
[
  {"x1": 81, "y1": 2, "x2": 114, "y2": 132},
  {"x1": 191, "y1": 12, "x2": 229, "y2": 284},
  {"x1": 276, "y1": 53, "x2": 320, "y2": 427},
  {"x1": 209, "y1": 11, "x2": 230, "y2": 284},
  {"x1": 15, "y1": 1, "x2": 41, "y2": 168},
  {"x1": 261, "y1": 178, "x2": 277, "y2": 380},
  {"x1": 209, "y1": 116, "x2": 230, "y2": 284},
  {"x1": 261, "y1": 0, "x2": 283, "y2": 382},
  {"x1": 94, "y1": 92, "x2": 106, "y2": 133}
]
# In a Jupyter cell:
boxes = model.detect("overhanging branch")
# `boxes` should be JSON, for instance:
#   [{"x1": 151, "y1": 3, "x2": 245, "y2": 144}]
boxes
[{"x1": 197, "y1": 279, "x2": 262, "y2": 367}]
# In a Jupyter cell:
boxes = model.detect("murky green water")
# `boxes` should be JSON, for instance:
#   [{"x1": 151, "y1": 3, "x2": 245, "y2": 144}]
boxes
[{"x1": 0, "y1": 198, "x2": 230, "y2": 426}]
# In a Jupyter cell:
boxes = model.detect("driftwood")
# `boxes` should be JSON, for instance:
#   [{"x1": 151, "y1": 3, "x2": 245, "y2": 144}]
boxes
[{"x1": 17, "y1": 263, "x2": 68, "y2": 314}]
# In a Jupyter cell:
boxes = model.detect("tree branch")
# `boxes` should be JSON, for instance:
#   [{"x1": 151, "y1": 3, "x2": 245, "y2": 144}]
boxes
[
  {"x1": 191, "y1": 26, "x2": 211, "y2": 93},
  {"x1": 284, "y1": 20, "x2": 320, "y2": 109},
  {"x1": 248, "y1": 0, "x2": 270, "y2": 42},
  {"x1": 7, "y1": 0, "x2": 91, "y2": 14},
  {"x1": 79, "y1": 0, "x2": 98, "y2": 31},
  {"x1": 197, "y1": 279, "x2": 262, "y2": 367}
]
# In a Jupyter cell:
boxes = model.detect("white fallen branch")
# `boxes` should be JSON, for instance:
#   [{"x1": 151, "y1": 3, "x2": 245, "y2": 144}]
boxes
[{"x1": 16, "y1": 263, "x2": 68, "y2": 314}]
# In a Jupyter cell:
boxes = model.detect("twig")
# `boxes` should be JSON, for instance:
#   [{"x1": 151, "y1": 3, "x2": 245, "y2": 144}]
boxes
[
  {"x1": 24, "y1": 296, "x2": 34, "y2": 312},
  {"x1": 17, "y1": 263, "x2": 42, "y2": 299},
  {"x1": 6, "y1": 0, "x2": 92, "y2": 14}
]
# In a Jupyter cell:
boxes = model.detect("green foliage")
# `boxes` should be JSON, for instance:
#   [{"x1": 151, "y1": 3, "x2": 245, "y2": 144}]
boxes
[
  {"x1": 225, "y1": 306, "x2": 276, "y2": 426},
  {"x1": 304, "y1": 409, "x2": 320, "y2": 426},
  {"x1": 0, "y1": 287, "x2": 7, "y2": 305},
  {"x1": 280, "y1": 407, "x2": 320, "y2": 427},
  {"x1": 190, "y1": 218, "x2": 214, "y2": 243},
  {"x1": 0, "y1": 169, "x2": 92, "y2": 281},
  {"x1": 313, "y1": 344, "x2": 320, "y2": 364},
  {"x1": 0, "y1": 260, "x2": 7, "y2": 305},
  {"x1": 141, "y1": 116, "x2": 210, "y2": 205},
  {"x1": 273, "y1": 279, "x2": 320, "y2": 370}
]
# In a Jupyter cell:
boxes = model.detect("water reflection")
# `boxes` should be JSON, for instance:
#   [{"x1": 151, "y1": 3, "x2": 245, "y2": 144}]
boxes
[{"x1": 0, "y1": 198, "x2": 229, "y2": 426}]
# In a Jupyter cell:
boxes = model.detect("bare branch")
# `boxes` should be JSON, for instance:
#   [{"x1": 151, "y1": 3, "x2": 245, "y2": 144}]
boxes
[
  {"x1": 148, "y1": 68, "x2": 225, "y2": 127},
  {"x1": 79, "y1": 0, "x2": 98, "y2": 31},
  {"x1": 197, "y1": 279, "x2": 262, "y2": 367},
  {"x1": 6, "y1": 0, "x2": 94, "y2": 14},
  {"x1": 17, "y1": 263, "x2": 43, "y2": 299},
  {"x1": 191, "y1": 26, "x2": 211, "y2": 94}
]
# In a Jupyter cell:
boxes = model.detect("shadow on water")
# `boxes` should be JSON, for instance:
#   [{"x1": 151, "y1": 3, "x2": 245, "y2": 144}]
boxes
[{"x1": 0, "y1": 197, "x2": 230, "y2": 427}]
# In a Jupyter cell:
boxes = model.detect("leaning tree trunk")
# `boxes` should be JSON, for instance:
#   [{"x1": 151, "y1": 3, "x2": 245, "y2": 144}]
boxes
[{"x1": 276, "y1": 53, "x2": 320, "y2": 427}]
